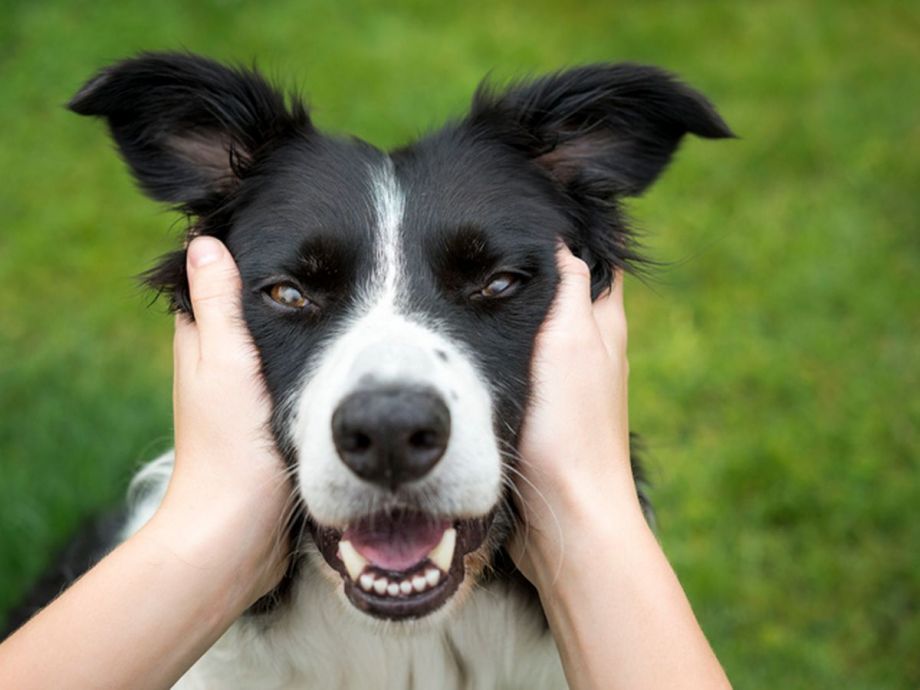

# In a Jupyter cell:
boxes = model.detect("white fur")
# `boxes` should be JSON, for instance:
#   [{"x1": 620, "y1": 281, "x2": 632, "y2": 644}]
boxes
[
  {"x1": 368, "y1": 158, "x2": 405, "y2": 305},
  {"x1": 119, "y1": 450, "x2": 173, "y2": 539},
  {"x1": 123, "y1": 456, "x2": 565, "y2": 689}
]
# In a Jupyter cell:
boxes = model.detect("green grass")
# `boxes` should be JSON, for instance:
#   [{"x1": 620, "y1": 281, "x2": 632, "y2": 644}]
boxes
[{"x1": 1, "y1": 1, "x2": 917, "y2": 686}]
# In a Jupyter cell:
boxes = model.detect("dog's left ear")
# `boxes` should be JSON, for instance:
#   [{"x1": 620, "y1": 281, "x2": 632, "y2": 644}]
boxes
[{"x1": 468, "y1": 63, "x2": 734, "y2": 289}]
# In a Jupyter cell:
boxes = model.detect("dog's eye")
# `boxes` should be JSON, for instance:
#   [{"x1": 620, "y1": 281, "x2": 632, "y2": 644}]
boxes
[
  {"x1": 268, "y1": 282, "x2": 310, "y2": 310},
  {"x1": 478, "y1": 273, "x2": 522, "y2": 299}
]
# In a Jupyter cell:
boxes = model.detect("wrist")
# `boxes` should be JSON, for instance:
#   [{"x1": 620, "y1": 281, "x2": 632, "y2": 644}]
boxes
[
  {"x1": 143, "y1": 488, "x2": 288, "y2": 611},
  {"x1": 524, "y1": 476, "x2": 651, "y2": 595}
]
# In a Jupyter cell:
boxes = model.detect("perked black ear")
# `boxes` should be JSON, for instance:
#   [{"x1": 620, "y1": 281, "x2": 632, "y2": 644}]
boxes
[
  {"x1": 469, "y1": 63, "x2": 733, "y2": 293},
  {"x1": 69, "y1": 51, "x2": 311, "y2": 215},
  {"x1": 69, "y1": 52, "x2": 311, "y2": 313},
  {"x1": 470, "y1": 63, "x2": 734, "y2": 199}
]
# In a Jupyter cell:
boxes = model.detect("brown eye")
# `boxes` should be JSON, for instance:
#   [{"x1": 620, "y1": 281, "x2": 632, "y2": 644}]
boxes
[
  {"x1": 269, "y1": 282, "x2": 308, "y2": 309},
  {"x1": 479, "y1": 273, "x2": 521, "y2": 299}
]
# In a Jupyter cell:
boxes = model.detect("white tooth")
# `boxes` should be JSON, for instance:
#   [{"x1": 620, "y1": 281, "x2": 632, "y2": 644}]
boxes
[
  {"x1": 387, "y1": 583, "x2": 400, "y2": 597},
  {"x1": 373, "y1": 578, "x2": 388, "y2": 595},
  {"x1": 425, "y1": 568, "x2": 441, "y2": 587},
  {"x1": 359, "y1": 573, "x2": 375, "y2": 591},
  {"x1": 428, "y1": 527, "x2": 456, "y2": 572},
  {"x1": 399, "y1": 580, "x2": 413, "y2": 595},
  {"x1": 412, "y1": 575, "x2": 427, "y2": 592},
  {"x1": 338, "y1": 540, "x2": 368, "y2": 581}
]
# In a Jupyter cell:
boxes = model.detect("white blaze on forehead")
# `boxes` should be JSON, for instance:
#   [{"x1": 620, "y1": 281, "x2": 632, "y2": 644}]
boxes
[{"x1": 368, "y1": 159, "x2": 406, "y2": 308}]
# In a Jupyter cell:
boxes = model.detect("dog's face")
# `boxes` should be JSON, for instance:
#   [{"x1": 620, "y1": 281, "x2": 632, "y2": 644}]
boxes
[{"x1": 71, "y1": 53, "x2": 730, "y2": 621}]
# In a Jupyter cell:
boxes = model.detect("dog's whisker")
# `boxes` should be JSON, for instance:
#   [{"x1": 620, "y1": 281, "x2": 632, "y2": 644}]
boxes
[{"x1": 501, "y1": 463, "x2": 566, "y2": 586}]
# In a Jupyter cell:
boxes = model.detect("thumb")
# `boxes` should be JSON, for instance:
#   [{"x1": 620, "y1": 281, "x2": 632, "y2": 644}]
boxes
[
  {"x1": 186, "y1": 236, "x2": 246, "y2": 359},
  {"x1": 592, "y1": 269, "x2": 628, "y2": 361},
  {"x1": 550, "y1": 243, "x2": 594, "y2": 323}
]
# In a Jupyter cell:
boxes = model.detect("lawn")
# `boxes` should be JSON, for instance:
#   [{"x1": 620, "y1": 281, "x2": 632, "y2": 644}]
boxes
[{"x1": 1, "y1": 1, "x2": 917, "y2": 687}]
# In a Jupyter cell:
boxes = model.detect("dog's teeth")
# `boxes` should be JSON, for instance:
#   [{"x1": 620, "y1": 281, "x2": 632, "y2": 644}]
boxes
[
  {"x1": 338, "y1": 540, "x2": 368, "y2": 581},
  {"x1": 346, "y1": 533, "x2": 451, "y2": 597},
  {"x1": 428, "y1": 527, "x2": 456, "y2": 572}
]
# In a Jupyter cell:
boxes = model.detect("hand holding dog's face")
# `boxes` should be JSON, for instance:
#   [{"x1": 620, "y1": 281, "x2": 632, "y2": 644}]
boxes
[
  {"x1": 165, "y1": 236, "x2": 291, "y2": 605},
  {"x1": 510, "y1": 246, "x2": 636, "y2": 587}
]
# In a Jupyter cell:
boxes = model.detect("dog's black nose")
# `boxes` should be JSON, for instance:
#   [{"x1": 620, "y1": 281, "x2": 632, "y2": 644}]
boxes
[{"x1": 332, "y1": 387, "x2": 451, "y2": 489}]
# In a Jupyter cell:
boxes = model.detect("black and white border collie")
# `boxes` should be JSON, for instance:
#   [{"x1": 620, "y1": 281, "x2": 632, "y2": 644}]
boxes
[{"x1": 7, "y1": 53, "x2": 732, "y2": 688}]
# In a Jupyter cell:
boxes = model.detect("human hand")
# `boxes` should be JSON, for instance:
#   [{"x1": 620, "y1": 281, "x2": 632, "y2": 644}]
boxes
[
  {"x1": 510, "y1": 244, "x2": 642, "y2": 587},
  {"x1": 148, "y1": 236, "x2": 292, "y2": 604}
]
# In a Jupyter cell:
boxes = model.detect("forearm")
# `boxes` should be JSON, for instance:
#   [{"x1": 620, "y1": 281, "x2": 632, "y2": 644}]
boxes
[
  {"x1": 533, "y1": 501, "x2": 731, "y2": 690},
  {"x1": 0, "y1": 502, "x2": 264, "y2": 689},
  {"x1": 0, "y1": 238, "x2": 290, "y2": 688}
]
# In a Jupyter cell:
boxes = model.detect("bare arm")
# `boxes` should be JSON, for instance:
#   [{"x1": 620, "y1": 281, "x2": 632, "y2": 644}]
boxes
[
  {"x1": 0, "y1": 237, "x2": 291, "y2": 689},
  {"x1": 511, "y1": 245, "x2": 730, "y2": 690}
]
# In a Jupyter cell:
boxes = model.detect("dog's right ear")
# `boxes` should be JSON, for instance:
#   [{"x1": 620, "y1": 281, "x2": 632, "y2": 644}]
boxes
[
  {"x1": 69, "y1": 52, "x2": 311, "y2": 215},
  {"x1": 70, "y1": 52, "x2": 311, "y2": 313}
]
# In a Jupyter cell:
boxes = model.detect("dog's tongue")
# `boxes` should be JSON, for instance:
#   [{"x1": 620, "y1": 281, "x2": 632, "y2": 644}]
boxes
[{"x1": 343, "y1": 514, "x2": 450, "y2": 571}]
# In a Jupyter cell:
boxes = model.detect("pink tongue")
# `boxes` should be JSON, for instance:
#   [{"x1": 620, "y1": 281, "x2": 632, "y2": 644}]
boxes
[{"x1": 343, "y1": 514, "x2": 450, "y2": 572}]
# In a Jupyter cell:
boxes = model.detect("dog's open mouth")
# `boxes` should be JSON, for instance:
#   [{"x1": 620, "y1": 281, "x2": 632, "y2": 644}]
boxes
[{"x1": 311, "y1": 510, "x2": 492, "y2": 620}]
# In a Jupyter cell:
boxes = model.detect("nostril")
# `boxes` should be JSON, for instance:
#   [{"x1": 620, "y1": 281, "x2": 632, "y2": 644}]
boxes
[
  {"x1": 342, "y1": 432, "x2": 373, "y2": 454},
  {"x1": 409, "y1": 429, "x2": 440, "y2": 450}
]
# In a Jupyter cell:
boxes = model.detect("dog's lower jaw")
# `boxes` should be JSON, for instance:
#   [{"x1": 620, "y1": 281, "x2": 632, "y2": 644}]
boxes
[{"x1": 309, "y1": 509, "x2": 496, "y2": 621}]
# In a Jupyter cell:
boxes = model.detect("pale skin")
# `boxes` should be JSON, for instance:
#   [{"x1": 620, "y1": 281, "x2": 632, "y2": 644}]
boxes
[{"x1": 0, "y1": 236, "x2": 730, "y2": 689}]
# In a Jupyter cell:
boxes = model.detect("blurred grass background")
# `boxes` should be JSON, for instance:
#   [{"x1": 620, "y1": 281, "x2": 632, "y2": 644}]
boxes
[{"x1": 0, "y1": 0, "x2": 917, "y2": 686}]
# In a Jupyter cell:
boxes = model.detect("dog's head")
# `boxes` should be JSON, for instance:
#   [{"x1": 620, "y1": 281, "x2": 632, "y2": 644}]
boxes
[{"x1": 71, "y1": 52, "x2": 731, "y2": 621}]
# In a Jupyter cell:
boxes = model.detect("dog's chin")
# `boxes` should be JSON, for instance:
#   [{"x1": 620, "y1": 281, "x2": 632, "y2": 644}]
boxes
[{"x1": 309, "y1": 509, "x2": 495, "y2": 621}]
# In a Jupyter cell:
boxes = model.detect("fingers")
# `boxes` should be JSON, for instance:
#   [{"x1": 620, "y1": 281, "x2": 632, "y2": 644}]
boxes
[
  {"x1": 185, "y1": 236, "x2": 248, "y2": 361},
  {"x1": 592, "y1": 269, "x2": 628, "y2": 359}
]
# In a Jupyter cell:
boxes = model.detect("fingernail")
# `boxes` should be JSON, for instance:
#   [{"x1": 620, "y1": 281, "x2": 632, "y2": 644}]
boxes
[{"x1": 188, "y1": 236, "x2": 224, "y2": 268}]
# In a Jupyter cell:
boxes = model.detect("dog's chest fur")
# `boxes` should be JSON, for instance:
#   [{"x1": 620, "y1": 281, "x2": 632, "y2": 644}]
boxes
[{"x1": 177, "y1": 578, "x2": 563, "y2": 690}]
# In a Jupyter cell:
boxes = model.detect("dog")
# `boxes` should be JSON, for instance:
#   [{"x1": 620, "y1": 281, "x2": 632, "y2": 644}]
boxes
[{"x1": 5, "y1": 52, "x2": 732, "y2": 688}]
